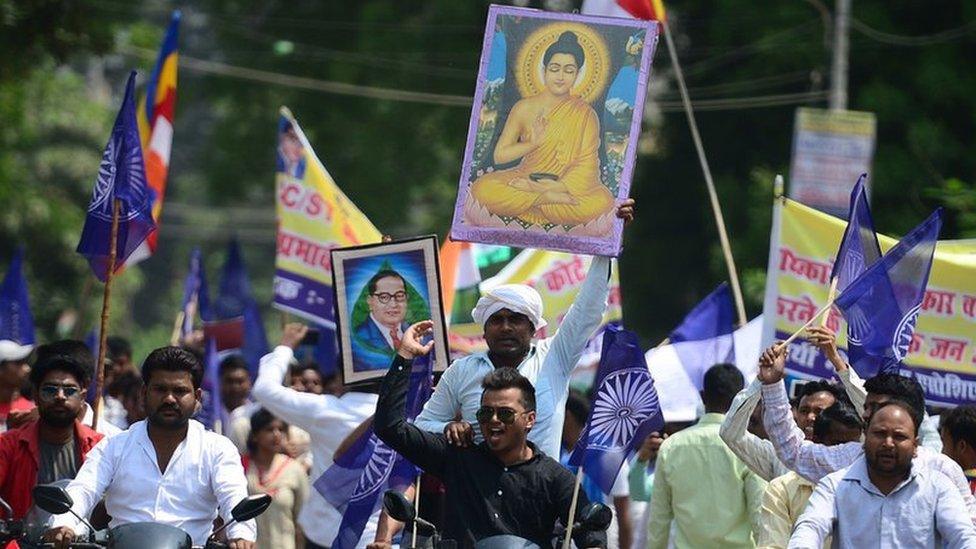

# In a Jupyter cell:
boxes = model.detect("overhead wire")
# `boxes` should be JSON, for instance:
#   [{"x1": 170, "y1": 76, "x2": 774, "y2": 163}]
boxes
[{"x1": 850, "y1": 17, "x2": 976, "y2": 46}]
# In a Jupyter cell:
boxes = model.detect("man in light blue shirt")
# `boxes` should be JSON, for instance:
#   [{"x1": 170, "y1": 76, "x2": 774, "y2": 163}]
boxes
[
  {"x1": 414, "y1": 200, "x2": 633, "y2": 458},
  {"x1": 789, "y1": 400, "x2": 976, "y2": 548}
]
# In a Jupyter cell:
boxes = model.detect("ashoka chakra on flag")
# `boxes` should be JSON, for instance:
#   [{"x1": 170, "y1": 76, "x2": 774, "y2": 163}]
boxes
[{"x1": 587, "y1": 368, "x2": 659, "y2": 451}]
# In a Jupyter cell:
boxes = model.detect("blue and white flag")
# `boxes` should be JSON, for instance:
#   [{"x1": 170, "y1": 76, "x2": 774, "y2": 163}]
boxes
[
  {"x1": 0, "y1": 249, "x2": 35, "y2": 346},
  {"x1": 215, "y1": 240, "x2": 268, "y2": 377},
  {"x1": 180, "y1": 248, "x2": 207, "y2": 338},
  {"x1": 835, "y1": 209, "x2": 942, "y2": 377},
  {"x1": 668, "y1": 283, "x2": 736, "y2": 390},
  {"x1": 197, "y1": 337, "x2": 228, "y2": 432},
  {"x1": 831, "y1": 174, "x2": 882, "y2": 293},
  {"x1": 76, "y1": 71, "x2": 156, "y2": 281},
  {"x1": 314, "y1": 353, "x2": 434, "y2": 549},
  {"x1": 569, "y1": 326, "x2": 664, "y2": 495}
]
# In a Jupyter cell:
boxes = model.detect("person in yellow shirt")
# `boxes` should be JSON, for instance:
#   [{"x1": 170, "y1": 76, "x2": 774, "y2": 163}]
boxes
[
  {"x1": 647, "y1": 364, "x2": 765, "y2": 548},
  {"x1": 757, "y1": 400, "x2": 862, "y2": 548}
]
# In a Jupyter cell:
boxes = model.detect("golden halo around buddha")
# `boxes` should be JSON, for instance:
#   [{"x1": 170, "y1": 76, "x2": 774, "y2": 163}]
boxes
[{"x1": 515, "y1": 23, "x2": 610, "y2": 104}]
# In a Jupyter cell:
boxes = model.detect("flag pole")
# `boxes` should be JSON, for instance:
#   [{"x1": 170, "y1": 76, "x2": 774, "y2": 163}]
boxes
[
  {"x1": 410, "y1": 475, "x2": 421, "y2": 549},
  {"x1": 92, "y1": 198, "x2": 121, "y2": 431},
  {"x1": 169, "y1": 311, "x2": 185, "y2": 346},
  {"x1": 775, "y1": 300, "x2": 834, "y2": 353},
  {"x1": 561, "y1": 466, "x2": 585, "y2": 549},
  {"x1": 661, "y1": 19, "x2": 748, "y2": 327},
  {"x1": 820, "y1": 278, "x2": 838, "y2": 328}
]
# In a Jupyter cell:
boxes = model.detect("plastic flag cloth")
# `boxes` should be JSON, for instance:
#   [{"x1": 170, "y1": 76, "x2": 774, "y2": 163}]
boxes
[
  {"x1": 835, "y1": 209, "x2": 943, "y2": 377},
  {"x1": 76, "y1": 72, "x2": 156, "y2": 281},
  {"x1": 668, "y1": 283, "x2": 736, "y2": 390},
  {"x1": 0, "y1": 249, "x2": 35, "y2": 347},
  {"x1": 313, "y1": 353, "x2": 434, "y2": 549},
  {"x1": 215, "y1": 240, "x2": 268, "y2": 377},
  {"x1": 568, "y1": 326, "x2": 664, "y2": 495},
  {"x1": 830, "y1": 174, "x2": 883, "y2": 294}
]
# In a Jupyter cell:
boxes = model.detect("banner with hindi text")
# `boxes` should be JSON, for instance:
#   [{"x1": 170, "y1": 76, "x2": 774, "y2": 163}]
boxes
[
  {"x1": 273, "y1": 107, "x2": 382, "y2": 326},
  {"x1": 761, "y1": 197, "x2": 976, "y2": 406}
]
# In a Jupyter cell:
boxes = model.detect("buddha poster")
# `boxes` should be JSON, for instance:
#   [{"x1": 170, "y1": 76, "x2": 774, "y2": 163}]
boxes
[{"x1": 451, "y1": 6, "x2": 658, "y2": 256}]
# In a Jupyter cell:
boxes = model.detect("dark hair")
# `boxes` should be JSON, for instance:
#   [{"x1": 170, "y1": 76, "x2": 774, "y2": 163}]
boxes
[
  {"x1": 367, "y1": 270, "x2": 405, "y2": 295},
  {"x1": 142, "y1": 346, "x2": 204, "y2": 389},
  {"x1": 290, "y1": 361, "x2": 322, "y2": 378},
  {"x1": 218, "y1": 355, "x2": 249, "y2": 378},
  {"x1": 30, "y1": 340, "x2": 94, "y2": 388},
  {"x1": 481, "y1": 367, "x2": 536, "y2": 412},
  {"x1": 812, "y1": 400, "x2": 862, "y2": 441},
  {"x1": 869, "y1": 398, "x2": 923, "y2": 434},
  {"x1": 544, "y1": 31, "x2": 585, "y2": 67},
  {"x1": 864, "y1": 373, "x2": 925, "y2": 418},
  {"x1": 798, "y1": 380, "x2": 848, "y2": 404},
  {"x1": 565, "y1": 389, "x2": 590, "y2": 425},
  {"x1": 248, "y1": 408, "x2": 288, "y2": 453},
  {"x1": 702, "y1": 364, "x2": 743, "y2": 412},
  {"x1": 106, "y1": 336, "x2": 132, "y2": 362},
  {"x1": 940, "y1": 405, "x2": 976, "y2": 449},
  {"x1": 108, "y1": 371, "x2": 143, "y2": 399}
]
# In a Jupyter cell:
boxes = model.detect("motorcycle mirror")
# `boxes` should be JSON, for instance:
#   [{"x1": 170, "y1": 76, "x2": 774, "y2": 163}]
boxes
[
  {"x1": 230, "y1": 494, "x2": 273, "y2": 523},
  {"x1": 382, "y1": 490, "x2": 416, "y2": 523},
  {"x1": 577, "y1": 503, "x2": 612, "y2": 532},
  {"x1": 31, "y1": 485, "x2": 74, "y2": 515}
]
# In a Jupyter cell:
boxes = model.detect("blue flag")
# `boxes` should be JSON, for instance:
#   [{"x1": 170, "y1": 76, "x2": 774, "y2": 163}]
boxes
[
  {"x1": 830, "y1": 174, "x2": 882, "y2": 293},
  {"x1": 668, "y1": 283, "x2": 736, "y2": 390},
  {"x1": 0, "y1": 249, "x2": 35, "y2": 346},
  {"x1": 835, "y1": 209, "x2": 943, "y2": 377},
  {"x1": 180, "y1": 248, "x2": 207, "y2": 338},
  {"x1": 215, "y1": 240, "x2": 268, "y2": 377},
  {"x1": 314, "y1": 353, "x2": 434, "y2": 549},
  {"x1": 197, "y1": 337, "x2": 228, "y2": 432},
  {"x1": 76, "y1": 71, "x2": 156, "y2": 281},
  {"x1": 569, "y1": 326, "x2": 664, "y2": 495}
]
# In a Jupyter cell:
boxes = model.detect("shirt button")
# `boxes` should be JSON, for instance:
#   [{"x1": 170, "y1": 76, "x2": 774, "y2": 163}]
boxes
[
  {"x1": 504, "y1": 467, "x2": 508, "y2": 472},
  {"x1": 497, "y1": 489, "x2": 503, "y2": 496},
  {"x1": 494, "y1": 513, "x2": 499, "y2": 519},
  {"x1": 397, "y1": 366, "x2": 403, "y2": 371}
]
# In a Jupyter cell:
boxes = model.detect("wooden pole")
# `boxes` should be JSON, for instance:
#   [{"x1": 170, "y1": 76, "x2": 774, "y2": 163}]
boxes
[
  {"x1": 820, "y1": 277, "x2": 839, "y2": 328},
  {"x1": 661, "y1": 19, "x2": 748, "y2": 327},
  {"x1": 561, "y1": 466, "x2": 585, "y2": 549},
  {"x1": 92, "y1": 198, "x2": 121, "y2": 432},
  {"x1": 775, "y1": 300, "x2": 834, "y2": 353},
  {"x1": 410, "y1": 475, "x2": 421, "y2": 549}
]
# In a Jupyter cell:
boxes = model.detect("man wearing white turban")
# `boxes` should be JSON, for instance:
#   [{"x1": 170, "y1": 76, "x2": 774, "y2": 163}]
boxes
[{"x1": 414, "y1": 199, "x2": 634, "y2": 458}]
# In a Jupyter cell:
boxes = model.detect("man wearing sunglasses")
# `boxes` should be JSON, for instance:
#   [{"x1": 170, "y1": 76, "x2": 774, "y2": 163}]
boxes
[
  {"x1": 375, "y1": 320, "x2": 606, "y2": 548},
  {"x1": 352, "y1": 270, "x2": 412, "y2": 371},
  {"x1": 0, "y1": 342, "x2": 103, "y2": 519},
  {"x1": 414, "y1": 199, "x2": 635, "y2": 459}
]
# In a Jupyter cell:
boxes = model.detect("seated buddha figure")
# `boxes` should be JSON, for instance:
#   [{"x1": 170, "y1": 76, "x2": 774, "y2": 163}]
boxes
[{"x1": 469, "y1": 31, "x2": 614, "y2": 228}]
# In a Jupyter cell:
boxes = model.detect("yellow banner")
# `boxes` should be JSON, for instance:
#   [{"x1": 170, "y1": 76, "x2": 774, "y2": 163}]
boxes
[
  {"x1": 449, "y1": 248, "x2": 622, "y2": 356},
  {"x1": 273, "y1": 107, "x2": 382, "y2": 326},
  {"x1": 762, "y1": 197, "x2": 976, "y2": 405}
]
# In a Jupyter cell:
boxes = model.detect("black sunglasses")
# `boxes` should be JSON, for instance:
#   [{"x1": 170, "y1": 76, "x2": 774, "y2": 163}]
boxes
[
  {"x1": 476, "y1": 405, "x2": 529, "y2": 425},
  {"x1": 38, "y1": 384, "x2": 83, "y2": 401}
]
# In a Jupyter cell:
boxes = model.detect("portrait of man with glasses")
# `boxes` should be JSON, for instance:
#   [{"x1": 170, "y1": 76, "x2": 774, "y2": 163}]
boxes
[{"x1": 351, "y1": 269, "x2": 414, "y2": 372}]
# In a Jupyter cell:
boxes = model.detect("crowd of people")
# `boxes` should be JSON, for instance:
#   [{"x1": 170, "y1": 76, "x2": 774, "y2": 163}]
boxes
[{"x1": 1, "y1": 198, "x2": 975, "y2": 548}]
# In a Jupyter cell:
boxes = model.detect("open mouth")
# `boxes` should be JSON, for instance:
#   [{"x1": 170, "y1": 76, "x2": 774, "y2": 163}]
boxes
[{"x1": 487, "y1": 426, "x2": 504, "y2": 443}]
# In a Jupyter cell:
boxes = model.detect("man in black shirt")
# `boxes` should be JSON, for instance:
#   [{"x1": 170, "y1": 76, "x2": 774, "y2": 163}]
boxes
[{"x1": 375, "y1": 320, "x2": 606, "y2": 548}]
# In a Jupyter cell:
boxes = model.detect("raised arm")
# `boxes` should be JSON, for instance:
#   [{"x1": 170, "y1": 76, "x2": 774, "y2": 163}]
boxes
[
  {"x1": 374, "y1": 322, "x2": 450, "y2": 476},
  {"x1": 806, "y1": 327, "x2": 865, "y2": 412},
  {"x1": 545, "y1": 255, "x2": 611, "y2": 379},
  {"x1": 252, "y1": 324, "x2": 339, "y2": 430},
  {"x1": 720, "y1": 379, "x2": 789, "y2": 481},
  {"x1": 758, "y1": 345, "x2": 860, "y2": 482}
]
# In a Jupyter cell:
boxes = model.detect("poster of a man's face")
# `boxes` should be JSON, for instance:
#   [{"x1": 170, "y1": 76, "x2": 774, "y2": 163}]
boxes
[{"x1": 332, "y1": 236, "x2": 448, "y2": 383}]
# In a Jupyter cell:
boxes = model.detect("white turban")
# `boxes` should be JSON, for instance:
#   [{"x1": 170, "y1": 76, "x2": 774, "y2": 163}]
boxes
[{"x1": 471, "y1": 284, "x2": 547, "y2": 331}]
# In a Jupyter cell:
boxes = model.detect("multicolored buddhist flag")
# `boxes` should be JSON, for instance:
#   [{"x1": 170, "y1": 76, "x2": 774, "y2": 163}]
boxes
[
  {"x1": 273, "y1": 107, "x2": 382, "y2": 326},
  {"x1": 128, "y1": 11, "x2": 180, "y2": 266},
  {"x1": 582, "y1": 0, "x2": 666, "y2": 21}
]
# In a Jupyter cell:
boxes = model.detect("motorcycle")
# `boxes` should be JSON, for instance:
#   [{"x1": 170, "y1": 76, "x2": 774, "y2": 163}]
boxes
[
  {"x1": 21, "y1": 484, "x2": 271, "y2": 549},
  {"x1": 381, "y1": 490, "x2": 612, "y2": 549}
]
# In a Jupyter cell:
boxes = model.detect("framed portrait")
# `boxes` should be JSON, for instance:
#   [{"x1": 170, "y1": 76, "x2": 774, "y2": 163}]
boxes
[
  {"x1": 331, "y1": 235, "x2": 449, "y2": 384},
  {"x1": 450, "y1": 6, "x2": 659, "y2": 257}
]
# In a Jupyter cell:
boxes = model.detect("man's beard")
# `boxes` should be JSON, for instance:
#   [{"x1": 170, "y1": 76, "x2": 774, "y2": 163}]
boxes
[
  {"x1": 40, "y1": 407, "x2": 76, "y2": 429},
  {"x1": 147, "y1": 405, "x2": 190, "y2": 429}
]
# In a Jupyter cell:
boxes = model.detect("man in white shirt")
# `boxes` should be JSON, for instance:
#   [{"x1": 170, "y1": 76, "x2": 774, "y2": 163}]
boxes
[
  {"x1": 43, "y1": 346, "x2": 256, "y2": 549},
  {"x1": 414, "y1": 199, "x2": 633, "y2": 458},
  {"x1": 252, "y1": 324, "x2": 386, "y2": 549},
  {"x1": 789, "y1": 400, "x2": 976, "y2": 548}
]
